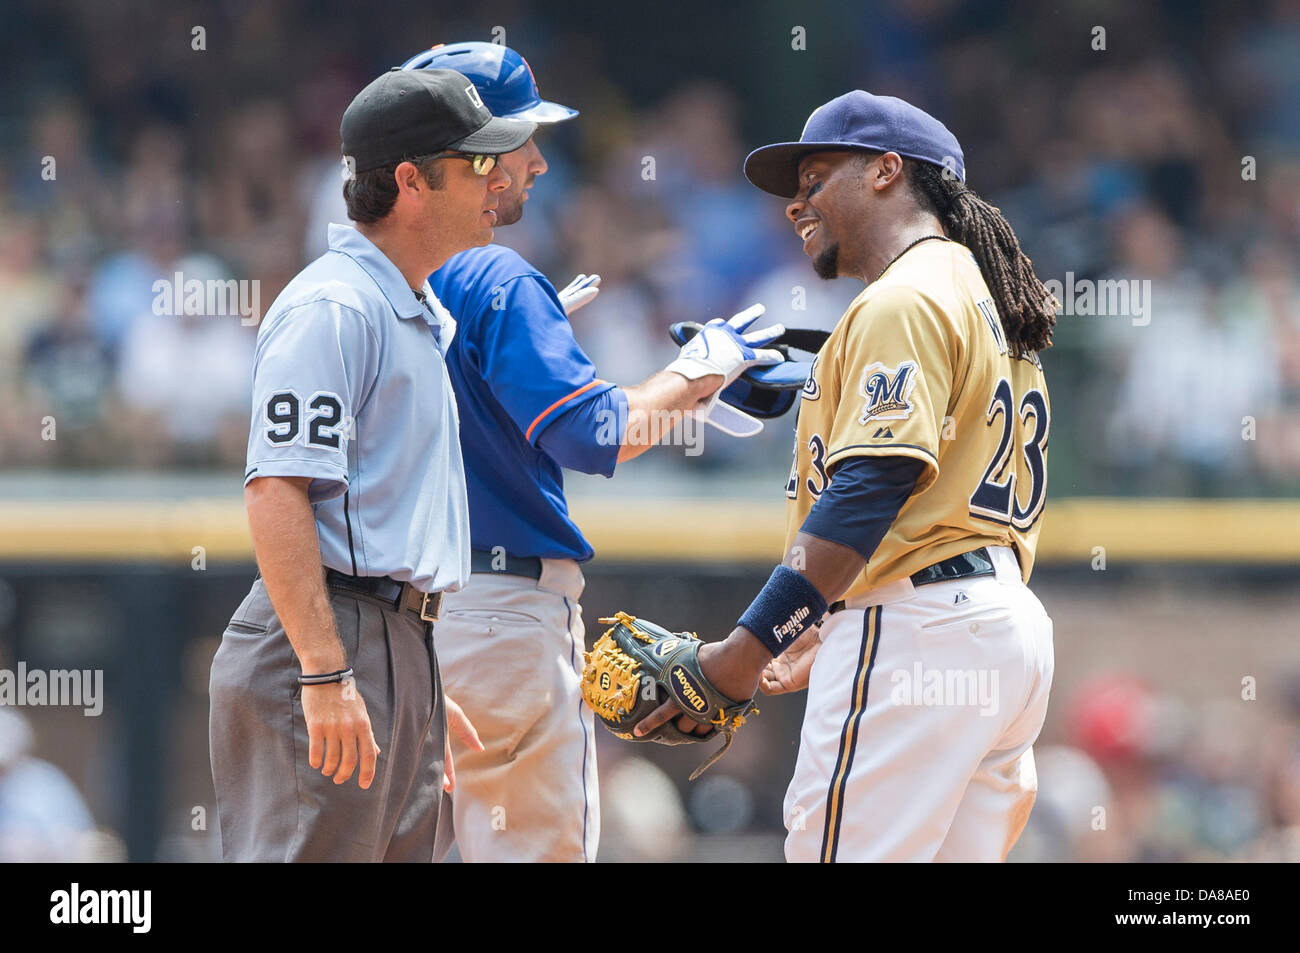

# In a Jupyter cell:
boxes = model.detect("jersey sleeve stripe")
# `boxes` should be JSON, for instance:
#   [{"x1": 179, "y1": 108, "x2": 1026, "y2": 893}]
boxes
[
  {"x1": 824, "y1": 443, "x2": 939, "y2": 475},
  {"x1": 524, "y1": 379, "x2": 607, "y2": 443},
  {"x1": 243, "y1": 458, "x2": 349, "y2": 486}
]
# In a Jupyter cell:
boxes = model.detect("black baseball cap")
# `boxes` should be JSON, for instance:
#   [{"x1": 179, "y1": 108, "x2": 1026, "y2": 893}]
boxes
[
  {"x1": 745, "y1": 90, "x2": 965, "y2": 198},
  {"x1": 341, "y1": 68, "x2": 536, "y2": 173}
]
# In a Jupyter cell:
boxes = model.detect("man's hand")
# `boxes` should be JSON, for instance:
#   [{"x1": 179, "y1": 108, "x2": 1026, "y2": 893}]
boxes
[
  {"x1": 632, "y1": 629, "x2": 768, "y2": 739},
  {"x1": 443, "y1": 694, "x2": 483, "y2": 794},
  {"x1": 760, "y1": 625, "x2": 822, "y2": 695},
  {"x1": 303, "y1": 678, "x2": 380, "y2": 788},
  {"x1": 664, "y1": 304, "x2": 784, "y2": 388}
]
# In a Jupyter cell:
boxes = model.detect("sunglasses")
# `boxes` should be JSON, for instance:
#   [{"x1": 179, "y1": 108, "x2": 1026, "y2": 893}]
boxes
[{"x1": 430, "y1": 151, "x2": 497, "y2": 176}]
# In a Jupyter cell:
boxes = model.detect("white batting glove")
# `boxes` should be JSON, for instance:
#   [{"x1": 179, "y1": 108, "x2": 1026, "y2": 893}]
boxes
[
  {"x1": 665, "y1": 304, "x2": 784, "y2": 388},
  {"x1": 557, "y1": 273, "x2": 601, "y2": 314}
]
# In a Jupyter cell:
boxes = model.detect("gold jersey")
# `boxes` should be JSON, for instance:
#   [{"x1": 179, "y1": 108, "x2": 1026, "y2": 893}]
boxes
[{"x1": 783, "y1": 238, "x2": 1049, "y2": 598}]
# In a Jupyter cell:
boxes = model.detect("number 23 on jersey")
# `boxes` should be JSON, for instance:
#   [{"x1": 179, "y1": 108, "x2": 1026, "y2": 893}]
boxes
[{"x1": 968, "y1": 370, "x2": 1048, "y2": 530}]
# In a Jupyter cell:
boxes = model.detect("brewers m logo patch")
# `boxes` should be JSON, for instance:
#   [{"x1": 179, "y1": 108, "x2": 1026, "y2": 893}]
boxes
[{"x1": 858, "y1": 361, "x2": 918, "y2": 425}]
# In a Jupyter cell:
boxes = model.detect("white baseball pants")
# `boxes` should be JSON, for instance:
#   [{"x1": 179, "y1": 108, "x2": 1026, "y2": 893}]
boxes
[
  {"x1": 784, "y1": 546, "x2": 1054, "y2": 862},
  {"x1": 433, "y1": 559, "x2": 598, "y2": 862}
]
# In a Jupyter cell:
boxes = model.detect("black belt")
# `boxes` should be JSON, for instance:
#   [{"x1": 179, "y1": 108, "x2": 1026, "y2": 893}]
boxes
[
  {"x1": 828, "y1": 548, "x2": 995, "y2": 614},
  {"x1": 324, "y1": 569, "x2": 442, "y2": 623},
  {"x1": 470, "y1": 548, "x2": 543, "y2": 579}
]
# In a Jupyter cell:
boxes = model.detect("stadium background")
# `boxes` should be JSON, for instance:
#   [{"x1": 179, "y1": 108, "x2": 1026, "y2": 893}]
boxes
[{"x1": 1, "y1": 0, "x2": 1298, "y2": 861}]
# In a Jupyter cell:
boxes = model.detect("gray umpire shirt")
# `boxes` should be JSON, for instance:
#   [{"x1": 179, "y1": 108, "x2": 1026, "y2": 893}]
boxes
[{"x1": 244, "y1": 222, "x2": 470, "y2": 594}]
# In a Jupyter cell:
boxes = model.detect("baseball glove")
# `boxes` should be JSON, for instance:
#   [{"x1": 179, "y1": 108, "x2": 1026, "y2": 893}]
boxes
[{"x1": 581, "y1": 611, "x2": 757, "y2": 780}]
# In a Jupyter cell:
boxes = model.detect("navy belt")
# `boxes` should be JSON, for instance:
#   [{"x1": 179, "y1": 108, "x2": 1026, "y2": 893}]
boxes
[
  {"x1": 470, "y1": 548, "x2": 543, "y2": 579},
  {"x1": 323, "y1": 569, "x2": 442, "y2": 623},
  {"x1": 828, "y1": 547, "x2": 995, "y2": 614}
]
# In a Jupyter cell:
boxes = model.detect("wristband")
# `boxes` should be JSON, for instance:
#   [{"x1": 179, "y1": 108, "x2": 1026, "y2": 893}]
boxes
[
  {"x1": 737, "y1": 565, "x2": 829, "y2": 657},
  {"x1": 298, "y1": 667, "x2": 354, "y2": 686}
]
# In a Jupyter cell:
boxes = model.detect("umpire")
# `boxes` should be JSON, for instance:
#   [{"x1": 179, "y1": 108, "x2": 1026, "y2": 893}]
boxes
[{"x1": 209, "y1": 68, "x2": 534, "y2": 862}]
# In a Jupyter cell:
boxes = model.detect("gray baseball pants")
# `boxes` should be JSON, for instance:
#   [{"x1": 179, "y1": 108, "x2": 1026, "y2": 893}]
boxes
[{"x1": 209, "y1": 577, "x2": 447, "y2": 862}]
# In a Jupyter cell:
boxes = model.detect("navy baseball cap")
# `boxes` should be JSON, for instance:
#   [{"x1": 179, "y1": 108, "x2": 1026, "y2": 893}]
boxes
[
  {"x1": 744, "y1": 90, "x2": 965, "y2": 198},
  {"x1": 401, "y1": 42, "x2": 578, "y2": 124}
]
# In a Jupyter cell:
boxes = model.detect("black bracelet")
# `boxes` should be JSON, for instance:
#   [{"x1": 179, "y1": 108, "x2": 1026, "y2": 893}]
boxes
[{"x1": 298, "y1": 667, "x2": 354, "y2": 686}]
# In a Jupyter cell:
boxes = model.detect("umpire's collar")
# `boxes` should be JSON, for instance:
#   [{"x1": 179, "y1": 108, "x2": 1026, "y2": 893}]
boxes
[{"x1": 327, "y1": 222, "x2": 431, "y2": 324}]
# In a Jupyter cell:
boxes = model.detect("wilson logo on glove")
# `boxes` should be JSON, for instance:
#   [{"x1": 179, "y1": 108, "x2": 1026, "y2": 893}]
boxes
[
  {"x1": 580, "y1": 611, "x2": 757, "y2": 780},
  {"x1": 670, "y1": 666, "x2": 709, "y2": 712}
]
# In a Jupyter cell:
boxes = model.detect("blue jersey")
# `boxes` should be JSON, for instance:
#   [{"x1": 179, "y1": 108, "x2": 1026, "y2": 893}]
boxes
[{"x1": 431, "y1": 244, "x2": 616, "y2": 561}]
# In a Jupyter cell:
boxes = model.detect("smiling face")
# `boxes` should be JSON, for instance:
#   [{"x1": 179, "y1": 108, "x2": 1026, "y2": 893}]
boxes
[{"x1": 785, "y1": 150, "x2": 876, "y2": 280}]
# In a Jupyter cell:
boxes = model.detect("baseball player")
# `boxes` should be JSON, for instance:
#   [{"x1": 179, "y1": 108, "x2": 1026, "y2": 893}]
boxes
[
  {"x1": 635, "y1": 91, "x2": 1059, "y2": 862},
  {"x1": 405, "y1": 42, "x2": 783, "y2": 862},
  {"x1": 208, "y1": 68, "x2": 535, "y2": 862}
]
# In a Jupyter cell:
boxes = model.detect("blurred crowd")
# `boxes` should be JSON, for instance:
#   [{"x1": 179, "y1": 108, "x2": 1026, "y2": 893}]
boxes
[
  {"x1": 0, "y1": 707, "x2": 118, "y2": 862},
  {"x1": 1012, "y1": 672, "x2": 1300, "y2": 862},
  {"x1": 2, "y1": 0, "x2": 1300, "y2": 495}
]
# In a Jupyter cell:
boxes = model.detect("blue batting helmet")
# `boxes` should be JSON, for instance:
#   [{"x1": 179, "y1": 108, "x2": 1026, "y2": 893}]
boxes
[{"x1": 400, "y1": 42, "x2": 578, "y2": 124}]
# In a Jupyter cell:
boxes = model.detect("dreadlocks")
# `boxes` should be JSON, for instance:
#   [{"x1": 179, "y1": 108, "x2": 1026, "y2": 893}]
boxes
[{"x1": 905, "y1": 160, "x2": 1057, "y2": 356}]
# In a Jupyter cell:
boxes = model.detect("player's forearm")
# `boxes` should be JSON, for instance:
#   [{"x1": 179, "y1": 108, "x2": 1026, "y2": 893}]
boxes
[
  {"x1": 712, "y1": 533, "x2": 863, "y2": 697},
  {"x1": 782, "y1": 531, "x2": 866, "y2": 605},
  {"x1": 615, "y1": 369, "x2": 721, "y2": 462},
  {"x1": 245, "y1": 476, "x2": 346, "y2": 673},
  {"x1": 723, "y1": 455, "x2": 916, "y2": 666}
]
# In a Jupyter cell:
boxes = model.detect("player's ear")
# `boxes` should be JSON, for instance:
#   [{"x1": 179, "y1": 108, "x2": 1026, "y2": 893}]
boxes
[{"x1": 873, "y1": 152, "x2": 905, "y2": 191}]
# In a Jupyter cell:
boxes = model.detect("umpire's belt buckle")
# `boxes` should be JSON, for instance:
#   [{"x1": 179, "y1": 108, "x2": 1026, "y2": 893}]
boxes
[{"x1": 420, "y1": 591, "x2": 442, "y2": 623}]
